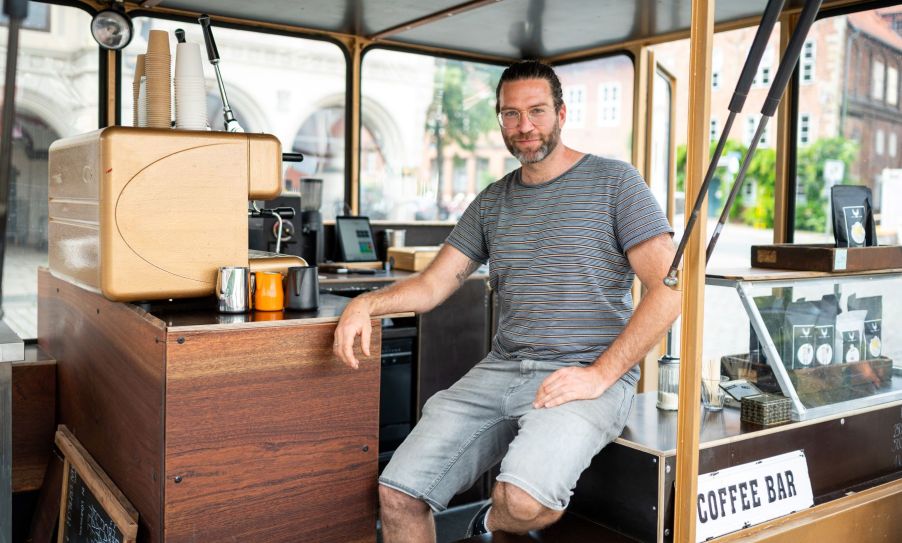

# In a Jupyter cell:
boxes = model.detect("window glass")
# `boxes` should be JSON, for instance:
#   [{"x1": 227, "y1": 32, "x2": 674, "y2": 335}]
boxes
[
  {"x1": 2, "y1": 2, "x2": 98, "y2": 340},
  {"x1": 359, "y1": 50, "x2": 504, "y2": 221},
  {"x1": 597, "y1": 82, "x2": 622, "y2": 127},
  {"x1": 0, "y1": 0, "x2": 49, "y2": 30},
  {"x1": 793, "y1": 8, "x2": 902, "y2": 243},
  {"x1": 563, "y1": 85, "x2": 586, "y2": 127},
  {"x1": 652, "y1": 23, "x2": 781, "y2": 272},
  {"x1": 753, "y1": 48, "x2": 773, "y2": 87},
  {"x1": 650, "y1": 68, "x2": 674, "y2": 215},
  {"x1": 557, "y1": 55, "x2": 634, "y2": 162},
  {"x1": 120, "y1": 17, "x2": 348, "y2": 219},
  {"x1": 359, "y1": 52, "x2": 634, "y2": 222},
  {"x1": 801, "y1": 41, "x2": 816, "y2": 84},
  {"x1": 888, "y1": 66, "x2": 899, "y2": 106},
  {"x1": 799, "y1": 113, "x2": 813, "y2": 146},
  {"x1": 872, "y1": 59, "x2": 885, "y2": 101}
]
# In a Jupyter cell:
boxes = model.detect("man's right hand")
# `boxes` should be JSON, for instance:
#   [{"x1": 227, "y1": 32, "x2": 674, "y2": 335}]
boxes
[{"x1": 333, "y1": 297, "x2": 373, "y2": 369}]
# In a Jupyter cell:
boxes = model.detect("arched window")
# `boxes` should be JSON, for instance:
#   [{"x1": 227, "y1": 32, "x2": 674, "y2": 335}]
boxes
[{"x1": 289, "y1": 107, "x2": 383, "y2": 219}]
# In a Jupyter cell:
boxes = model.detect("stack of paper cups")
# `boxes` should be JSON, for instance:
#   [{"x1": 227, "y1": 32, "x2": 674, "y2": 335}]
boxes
[
  {"x1": 174, "y1": 42, "x2": 208, "y2": 130},
  {"x1": 137, "y1": 76, "x2": 147, "y2": 127},
  {"x1": 144, "y1": 30, "x2": 172, "y2": 129},
  {"x1": 132, "y1": 54, "x2": 145, "y2": 127}
]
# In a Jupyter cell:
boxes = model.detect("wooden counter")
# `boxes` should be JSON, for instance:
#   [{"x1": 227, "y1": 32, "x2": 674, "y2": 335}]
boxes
[
  {"x1": 38, "y1": 268, "x2": 380, "y2": 543},
  {"x1": 11, "y1": 345, "x2": 55, "y2": 493},
  {"x1": 569, "y1": 392, "x2": 902, "y2": 543}
]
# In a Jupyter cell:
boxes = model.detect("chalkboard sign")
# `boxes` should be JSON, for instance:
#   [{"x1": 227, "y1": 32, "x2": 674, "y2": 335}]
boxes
[{"x1": 55, "y1": 426, "x2": 138, "y2": 543}]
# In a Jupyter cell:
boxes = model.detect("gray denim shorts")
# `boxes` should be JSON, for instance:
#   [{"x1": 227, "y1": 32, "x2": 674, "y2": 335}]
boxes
[{"x1": 378, "y1": 354, "x2": 636, "y2": 512}]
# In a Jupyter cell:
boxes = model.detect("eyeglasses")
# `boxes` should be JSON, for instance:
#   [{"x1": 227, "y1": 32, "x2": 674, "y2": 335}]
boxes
[{"x1": 497, "y1": 106, "x2": 553, "y2": 129}]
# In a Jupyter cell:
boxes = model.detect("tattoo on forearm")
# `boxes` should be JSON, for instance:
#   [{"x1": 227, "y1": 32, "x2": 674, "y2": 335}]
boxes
[{"x1": 456, "y1": 260, "x2": 480, "y2": 287}]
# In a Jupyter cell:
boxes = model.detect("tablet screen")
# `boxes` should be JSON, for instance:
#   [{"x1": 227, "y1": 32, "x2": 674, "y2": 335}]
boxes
[{"x1": 335, "y1": 216, "x2": 378, "y2": 262}]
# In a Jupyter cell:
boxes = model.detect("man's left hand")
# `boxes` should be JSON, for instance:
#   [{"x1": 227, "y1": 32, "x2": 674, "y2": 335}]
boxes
[{"x1": 533, "y1": 365, "x2": 609, "y2": 409}]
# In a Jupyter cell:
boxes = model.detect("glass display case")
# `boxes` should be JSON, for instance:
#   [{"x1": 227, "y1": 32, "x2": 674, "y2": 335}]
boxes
[{"x1": 704, "y1": 268, "x2": 902, "y2": 421}]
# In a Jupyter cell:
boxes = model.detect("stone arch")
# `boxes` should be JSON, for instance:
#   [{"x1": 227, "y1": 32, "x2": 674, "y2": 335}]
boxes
[
  {"x1": 15, "y1": 90, "x2": 75, "y2": 139},
  {"x1": 206, "y1": 82, "x2": 268, "y2": 133}
]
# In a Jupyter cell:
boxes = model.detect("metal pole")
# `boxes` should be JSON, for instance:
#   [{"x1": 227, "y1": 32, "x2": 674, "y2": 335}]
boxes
[{"x1": 0, "y1": 0, "x2": 28, "y2": 320}]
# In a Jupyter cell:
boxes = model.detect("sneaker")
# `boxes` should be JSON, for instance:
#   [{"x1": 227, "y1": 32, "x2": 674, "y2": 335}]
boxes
[{"x1": 466, "y1": 501, "x2": 492, "y2": 537}]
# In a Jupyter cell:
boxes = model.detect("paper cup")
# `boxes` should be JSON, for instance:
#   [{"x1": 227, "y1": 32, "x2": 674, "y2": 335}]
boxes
[
  {"x1": 147, "y1": 30, "x2": 170, "y2": 55},
  {"x1": 175, "y1": 42, "x2": 204, "y2": 79},
  {"x1": 132, "y1": 55, "x2": 145, "y2": 127},
  {"x1": 137, "y1": 76, "x2": 147, "y2": 127}
]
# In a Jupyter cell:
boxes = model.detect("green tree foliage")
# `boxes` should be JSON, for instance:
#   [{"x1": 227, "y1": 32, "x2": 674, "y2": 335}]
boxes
[
  {"x1": 427, "y1": 60, "x2": 502, "y2": 214},
  {"x1": 675, "y1": 136, "x2": 858, "y2": 231},
  {"x1": 675, "y1": 139, "x2": 773, "y2": 227},
  {"x1": 794, "y1": 137, "x2": 859, "y2": 233}
]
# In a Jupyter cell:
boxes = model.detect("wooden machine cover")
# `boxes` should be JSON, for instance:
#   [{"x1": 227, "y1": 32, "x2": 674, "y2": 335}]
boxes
[{"x1": 48, "y1": 127, "x2": 285, "y2": 301}]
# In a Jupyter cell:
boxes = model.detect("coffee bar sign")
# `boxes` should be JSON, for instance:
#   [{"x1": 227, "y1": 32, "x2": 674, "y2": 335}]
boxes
[{"x1": 696, "y1": 450, "x2": 813, "y2": 542}]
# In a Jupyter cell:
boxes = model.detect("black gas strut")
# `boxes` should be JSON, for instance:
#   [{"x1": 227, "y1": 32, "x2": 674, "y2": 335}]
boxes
[
  {"x1": 663, "y1": 0, "x2": 786, "y2": 287},
  {"x1": 705, "y1": 0, "x2": 824, "y2": 264}
]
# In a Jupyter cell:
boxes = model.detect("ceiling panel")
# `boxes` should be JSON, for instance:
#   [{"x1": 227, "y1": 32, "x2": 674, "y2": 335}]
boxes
[
  {"x1": 138, "y1": 0, "x2": 817, "y2": 59},
  {"x1": 386, "y1": 0, "x2": 807, "y2": 59},
  {"x1": 154, "y1": 0, "x2": 466, "y2": 36}
]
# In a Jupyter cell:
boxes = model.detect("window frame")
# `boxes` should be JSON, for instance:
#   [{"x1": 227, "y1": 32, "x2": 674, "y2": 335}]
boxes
[
  {"x1": 563, "y1": 84, "x2": 587, "y2": 127},
  {"x1": 597, "y1": 81, "x2": 623, "y2": 127},
  {"x1": 800, "y1": 40, "x2": 816, "y2": 84},
  {"x1": 0, "y1": 0, "x2": 51, "y2": 32},
  {"x1": 1, "y1": 0, "x2": 103, "y2": 342},
  {"x1": 357, "y1": 45, "x2": 635, "y2": 223},
  {"x1": 786, "y1": 0, "x2": 900, "y2": 242},
  {"x1": 871, "y1": 57, "x2": 885, "y2": 101},
  {"x1": 798, "y1": 113, "x2": 812, "y2": 146},
  {"x1": 117, "y1": 9, "x2": 353, "y2": 206}
]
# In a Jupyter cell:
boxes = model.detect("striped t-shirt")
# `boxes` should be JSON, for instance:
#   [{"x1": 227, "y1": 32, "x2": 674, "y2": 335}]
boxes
[{"x1": 446, "y1": 154, "x2": 673, "y2": 385}]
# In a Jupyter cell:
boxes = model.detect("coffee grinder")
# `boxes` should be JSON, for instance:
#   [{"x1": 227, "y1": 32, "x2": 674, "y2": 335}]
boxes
[{"x1": 299, "y1": 178, "x2": 324, "y2": 265}]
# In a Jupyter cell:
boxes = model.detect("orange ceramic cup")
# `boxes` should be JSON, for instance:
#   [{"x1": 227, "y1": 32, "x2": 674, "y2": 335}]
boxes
[{"x1": 254, "y1": 271, "x2": 284, "y2": 311}]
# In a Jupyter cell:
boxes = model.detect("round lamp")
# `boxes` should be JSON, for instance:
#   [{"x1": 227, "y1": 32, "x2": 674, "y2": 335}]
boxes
[{"x1": 91, "y1": 8, "x2": 133, "y2": 50}]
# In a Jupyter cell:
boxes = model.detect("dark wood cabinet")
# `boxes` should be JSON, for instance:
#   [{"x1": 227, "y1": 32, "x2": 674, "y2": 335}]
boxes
[
  {"x1": 416, "y1": 276, "x2": 493, "y2": 417},
  {"x1": 38, "y1": 269, "x2": 380, "y2": 543}
]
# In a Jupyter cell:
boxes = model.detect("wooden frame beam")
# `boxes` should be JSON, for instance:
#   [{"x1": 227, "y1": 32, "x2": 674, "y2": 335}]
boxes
[{"x1": 673, "y1": 0, "x2": 714, "y2": 540}]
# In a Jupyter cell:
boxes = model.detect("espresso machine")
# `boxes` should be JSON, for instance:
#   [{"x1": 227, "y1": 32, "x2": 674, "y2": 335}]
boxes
[
  {"x1": 48, "y1": 127, "x2": 306, "y2": 302},
  {"x1": 299, "y1": 178, "x2": 324, "y2": 265},
  {"x1": 248, "y1": 194, "x2": 303, "y2": 257}
]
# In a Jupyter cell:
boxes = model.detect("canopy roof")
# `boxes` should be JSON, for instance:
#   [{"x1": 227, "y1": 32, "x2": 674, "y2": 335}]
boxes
[{"x1": 129, "y1": 0, "x2": 827, "y2": 60}]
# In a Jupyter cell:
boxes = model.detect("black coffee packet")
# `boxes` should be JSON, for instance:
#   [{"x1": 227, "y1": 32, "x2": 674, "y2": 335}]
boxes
[
  {"x1": 814, "y1": 295, "x2": 840, "y2": 366},
  {"x1": 831, "y1": 185, "x2": 877, "y2": 248},
  {"x1": 784, "y1": 300, "x2": 820, "y2": 370},
  {"x1": 848, "y1": 294, "x2": 882, "y2": 359},
  {"x1": 752, "y1": 294, "x2": 788, "y2": 364},
  {"x1": 841, "y1": 329, "x2": 862, "y2": 363}
]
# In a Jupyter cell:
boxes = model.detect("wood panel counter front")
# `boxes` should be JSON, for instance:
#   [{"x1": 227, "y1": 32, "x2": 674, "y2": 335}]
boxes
[{"x1": 37, "y1": 268, "x2": 380, "y2": 543}]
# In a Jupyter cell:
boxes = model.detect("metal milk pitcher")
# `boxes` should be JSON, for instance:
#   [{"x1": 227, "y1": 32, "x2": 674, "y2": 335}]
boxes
[
  {"x1": 216, "y1": 266, "x2": 252, "y2": 313},
  {"x1": 285, "y1": 266, "x2": 319, "y2": 311}
]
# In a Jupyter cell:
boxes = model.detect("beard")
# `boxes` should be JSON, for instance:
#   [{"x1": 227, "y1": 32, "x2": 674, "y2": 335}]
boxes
[{"x1": 503, "y1": 118, "x2": 562, "y2": 165}]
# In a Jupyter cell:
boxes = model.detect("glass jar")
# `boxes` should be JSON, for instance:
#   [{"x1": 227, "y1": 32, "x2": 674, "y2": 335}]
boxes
[{"x1": 656, "y1": 355, "x2": 680, "y2": 410}]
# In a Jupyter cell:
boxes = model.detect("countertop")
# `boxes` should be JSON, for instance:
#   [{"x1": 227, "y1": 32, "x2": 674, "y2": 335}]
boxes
[
  {"x1": 138, "y1": 266, "x2": 481, "y2": 330},
  {"x1": 147, "y1": 293, "x2": 355, "y2": 330},
  {"x1": 618, "y1": 390, "x2": 902, "y2": 455}
]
